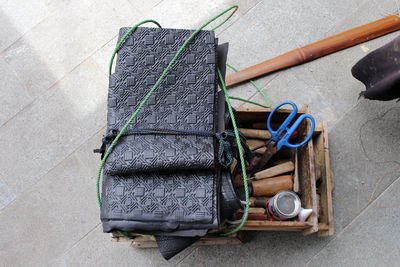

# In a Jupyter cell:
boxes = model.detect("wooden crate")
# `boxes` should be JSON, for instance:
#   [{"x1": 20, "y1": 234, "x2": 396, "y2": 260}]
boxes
[
  {"x1": 234, "y1": 106, "x2": 333, "y2": 235},
  {"x1": 112, "y1": 105, "x2": 334, "y2": 247}
]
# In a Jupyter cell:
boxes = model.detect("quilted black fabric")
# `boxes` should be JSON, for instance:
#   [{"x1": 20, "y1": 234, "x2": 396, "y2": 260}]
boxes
[
  {"x1": 101, "y1": 170, "x2": 218, "y2": 232},
  {"x1": 101, "y1": 27, "x2": 220, "y2": 234},
  {"x1": 104, "y1": 27, "x2": 217, "y2": 174},
  {"x1": 99, "y1": 27, "x2": 242, "y2": 260}
]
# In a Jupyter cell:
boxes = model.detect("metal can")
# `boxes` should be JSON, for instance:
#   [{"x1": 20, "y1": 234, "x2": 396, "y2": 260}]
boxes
[{"x1": 267, "y1": 190, "x2": 301, "y2": 220}]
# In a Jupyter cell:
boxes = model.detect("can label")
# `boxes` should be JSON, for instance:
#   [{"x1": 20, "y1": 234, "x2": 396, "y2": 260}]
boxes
[{"x1": 267, "y1": 195, "x2": 283, "y2": 220}]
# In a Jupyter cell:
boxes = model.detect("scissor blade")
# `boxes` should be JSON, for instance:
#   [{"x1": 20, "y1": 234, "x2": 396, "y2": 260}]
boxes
[{"x1": 249, "y1": 141, "x2": 277, "y2": 175}]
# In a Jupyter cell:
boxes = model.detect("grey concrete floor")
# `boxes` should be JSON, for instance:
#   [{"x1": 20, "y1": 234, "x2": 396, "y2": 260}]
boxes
[{"x1": 1, "y1": 0, "x2": 399, "y2": 266}]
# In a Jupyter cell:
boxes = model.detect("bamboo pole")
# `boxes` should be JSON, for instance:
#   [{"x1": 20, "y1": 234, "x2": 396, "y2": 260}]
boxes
[{"x1": 226, "y1": 14, "x2": 400, "y2": 86}]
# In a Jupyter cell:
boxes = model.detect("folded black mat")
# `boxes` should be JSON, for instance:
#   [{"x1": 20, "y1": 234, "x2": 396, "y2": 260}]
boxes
[
  {"x1": 101, "y1": 170, "x2": 219, "y2": 232},
  {"x1": 104, "y1": 27, "x2": 217, "y2": 175},
  {"x1": 99, "y1": 26, "x2": 241, "y2": 260},
  {"x1": 101, "y1": 27, "x2": 220, "y2": 233}
]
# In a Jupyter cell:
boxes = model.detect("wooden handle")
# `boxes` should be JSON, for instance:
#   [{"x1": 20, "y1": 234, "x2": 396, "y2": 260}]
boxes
[
  {"x1": 226, "y1": 14, "x2": 400, "y2": 86},
  {"x1": 246, "y1": 139, "x2": 266, "y2": 154},
  {"x1": 236, "y1": 213, "x2": 269, "y2": 220},
  {"x1": 238, "y1": 128, "x2": 271, "y2": 139},
  {"x1": 252, "y1": 175, "x2": 293, "y2": 196},
  {"x1": 249, "y1": 197, "x2": 269, "y2": 207},
  {"x1": 238, "y1": 207, "x2": 266, "y2": 214},
  {"x1": 254, "y1": 161, "x2": 295, "y2": 180},
  {"x1": 252, "y1": 122, "x2": 268, "y2": 129},
  {"x1": 252, "y1": 122, "x2": 284, "y2": 130}
]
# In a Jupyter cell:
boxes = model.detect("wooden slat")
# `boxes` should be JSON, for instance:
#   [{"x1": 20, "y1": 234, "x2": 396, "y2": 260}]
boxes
[
  {"x1": 111, "y1": 236, "x2": 133, "y2": 242},
  {"x1": 242, "y1": 226, "x2": 307, "y2": 231},
  {"x1": 314, "y1": 123, "x2": 324, "y2": 134},
  {"x1": 128, "y1": 234, "x2": 243, "y2": 248},
  {"x1": 298, "y1": 104, "x2": 308, "y2": 114},
  {"x1": 193, "y1": 237, "x2": 243, "y2": 246},
  {"x1": 313, "y1": 123, "x2": 328, "y2": 236},
  {"x1": 323, "y1": 121, "x2": 334, "y2": 191},
  {"x1": 293, "y1": 150, "x2": 300, "y2": 193},
  {"x1": 303, "y1": 131, "x2": 319, "y2": 235},
  {"x1": 131, "y1": 236, "x2": 158, "y2": 248},
  {"x1": 242, "y1": 220, "x2": 311, "y2": 231},
  {"x1": 234, "y1": 107, "x2": 306, "y2": 123},
  {"x1": 243, "y1": 221, "x2": 312, "y2": 227},
  {"x1": 318, "y1": 223, "x2": 329, "y2": 231},
  {"x1": 315, "y1": 121, "x2": 334, "y2": 237},
  {"x1": 296, "y1": 105, "x2": 318, "y2": 235}
]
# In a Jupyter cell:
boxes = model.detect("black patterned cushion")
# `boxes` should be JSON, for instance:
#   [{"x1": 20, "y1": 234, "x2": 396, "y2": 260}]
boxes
[
  {"x1": 101, "y1": 27, "x2": 220, "y2": 234},
  {"x1": 104, "y1": 27, "x2": 217, "y2": 174}
]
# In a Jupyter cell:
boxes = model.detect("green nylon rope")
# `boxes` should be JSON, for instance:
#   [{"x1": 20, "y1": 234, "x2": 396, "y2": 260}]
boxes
[
  {"x1": 218, "y1": 69, "x2": 249, "y2": 236},
  {"x1": 117, "y1": 230, "x2": 134, "y2": 240},
  {"x1": 227, "y1": 63, "x2": 272, "y2": 108},
  {"x1": 97, "y1": 5, "x2": 250, "y2": 235},
  {"x1": 228, "y1": 96, "x2": 269, "y2": 108}
]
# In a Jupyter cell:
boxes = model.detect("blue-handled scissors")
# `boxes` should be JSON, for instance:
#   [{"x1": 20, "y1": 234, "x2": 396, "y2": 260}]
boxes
[{"x1": 249, "y1": 101, "x2": 315, "y2": 174}]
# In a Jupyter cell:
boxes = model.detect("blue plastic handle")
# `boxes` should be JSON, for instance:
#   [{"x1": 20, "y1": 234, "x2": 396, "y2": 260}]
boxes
[
  {"x1": 267, "y1": 101, "x2": 298, "y2": 138},
  {"x1": 267, "y1": 101, "x2": 316, "y2": 151},
  {"x1": 277, "y1": 114, "x2": 315, "y2": 150}
]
